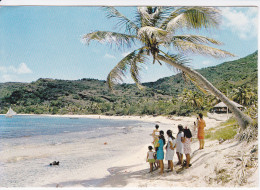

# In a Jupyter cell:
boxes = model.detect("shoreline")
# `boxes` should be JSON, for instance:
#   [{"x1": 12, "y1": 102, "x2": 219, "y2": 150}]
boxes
[
  {"x1": 1, "y1": 113, "x2": 190, "y2": 125},
  {"x1": 1, "y1": 113, "x2": 226, "y2": 126}
]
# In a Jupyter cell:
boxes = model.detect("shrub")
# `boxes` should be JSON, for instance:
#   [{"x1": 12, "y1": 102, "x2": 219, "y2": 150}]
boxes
[{"x1": 205, "y1": 118, "x2": 239, "y2": 140}]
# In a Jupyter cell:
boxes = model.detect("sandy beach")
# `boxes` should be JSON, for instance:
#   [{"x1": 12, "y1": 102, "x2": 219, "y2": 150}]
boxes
[
  {"x1": 0, "y1": 2, "x2": 258, "y2": 189},
  {"x1": 0, "y1": 114, "x2": 258, "y2": 187}
]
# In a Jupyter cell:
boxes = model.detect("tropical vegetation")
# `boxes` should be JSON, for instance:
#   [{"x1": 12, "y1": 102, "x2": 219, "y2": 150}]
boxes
[
  {"x1": 81, "y1": 6, "x2": 253, "y2": 129},
  {"x1": 0, "y1": 51, "x2": 257, "y2": 118}
]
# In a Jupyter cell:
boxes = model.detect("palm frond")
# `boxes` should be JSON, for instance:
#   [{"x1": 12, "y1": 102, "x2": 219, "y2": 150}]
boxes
[
  {"x1": 136, "y1": 7, "x2": 155, "y2": 27},
  {"x1": 160, "y1": 7, "x2": 220, "y2": 32},
  {"x1": 135, "y1": 7, "x2": 172, "y2": 28},
  {"x1": 137, "y1": 26, "x2": 167, "y2": 44},
  {"x1": 155, "y1": 7, "x2": 177, "y2": 27},
  {"x1": 158, "y1": 50, "x2": 190, "y2": 73},
  {"x1": 171, "y1": 35, "x2": 222, "y2": 45},
  {"x1": 81, "y1": 31, "x2": 136, "y2": 49},
  {"x1": 103, "y1": 7, "x2": 139, "y2": 34},
  {"x1": 107, "y1": 47, "x2": 148, "y2": 90},
  {"x1": 135, "y1": 7, "x2": 173, "y2": 28},
  {"x1": 173, "y1": 40, "x2": 235, "y2": 58},
  {"x1": 130, "y1": 49, "x2": 148, "y2": 90},
  {"x1": 160, "y1": 7, "x2": 180, "y2": 30}
]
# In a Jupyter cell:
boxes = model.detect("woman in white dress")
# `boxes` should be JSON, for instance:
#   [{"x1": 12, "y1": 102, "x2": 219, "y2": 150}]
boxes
[
  {"x1": 165, "y1": 130, "x2": 176, "y2": 172},
  {"x1": 176, "y1": 124, "x2": 185, "y2": 165}
]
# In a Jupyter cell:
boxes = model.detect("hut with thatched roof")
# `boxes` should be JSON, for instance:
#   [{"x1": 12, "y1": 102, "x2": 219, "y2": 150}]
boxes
[{"x1": 213, "y1": 101, "x2": 244, "y2": 113}]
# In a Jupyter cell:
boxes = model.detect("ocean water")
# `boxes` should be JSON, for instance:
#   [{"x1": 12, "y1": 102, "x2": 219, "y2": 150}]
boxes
[
  {"x1": 0, "y1": 115, "x2": 154, "y2": 187},
  {"x1": 0, "y1": 115, "x2": 151, "y2": 139}
]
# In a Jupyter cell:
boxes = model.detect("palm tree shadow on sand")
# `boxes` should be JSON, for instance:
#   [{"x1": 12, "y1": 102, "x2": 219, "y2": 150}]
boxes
[
  {"x1": 44, "y1": 163, "x2": 189, "y2": 187},
  {"x1": 98, "y1": 164, "x2": 190, "y2": 187},
  {"x1": 43, "y1": 160, "x2": 202, "y2": 187},
  {"x1": 44, "y1": 142, "x2": 242, "y2": 187}
]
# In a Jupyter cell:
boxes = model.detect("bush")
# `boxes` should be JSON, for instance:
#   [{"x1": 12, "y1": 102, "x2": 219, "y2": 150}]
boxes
[{"x1": 205, "y1": 118, "x2": 239, "y2": 140}]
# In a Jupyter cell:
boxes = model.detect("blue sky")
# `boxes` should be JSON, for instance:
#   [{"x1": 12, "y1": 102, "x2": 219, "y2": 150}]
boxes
[{"x1": 0, "y1": 6, "x2": 258, "y2": 84}]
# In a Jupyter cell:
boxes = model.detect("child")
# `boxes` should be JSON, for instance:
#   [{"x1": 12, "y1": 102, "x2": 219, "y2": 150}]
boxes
[
  {"x1": 157, "y1": 130, "x2": 165, "y2": 174},
  {"x1": 183, "y1": 127, "x2": 192, "y2": 169},
  {"x1": 146, "y1": 146, "x2": 155, "y2": 173},
  {"x1": 193, "y1": 121, "x2": 197, "y2": 136},
  {"x1": 152, "y1": 124, "x2": 160, "y2": 168},
  {"x1": 176, "y1": 124, "x2": 184, "y2": 165},
  {"x1": 152, "y1": 124, "x2": 160, "y2": 146},
  {"x1": 165, "y1": 130, "x2": 176, "y2": 172}
]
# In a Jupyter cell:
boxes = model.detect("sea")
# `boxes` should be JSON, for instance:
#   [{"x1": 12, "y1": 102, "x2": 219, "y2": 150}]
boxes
[
  {"x1": 0, "y1": 115, "x2": 152, "y2": 139},
  {"x1": 0, "y1": 115, "x2": 154, "y2": 187}
]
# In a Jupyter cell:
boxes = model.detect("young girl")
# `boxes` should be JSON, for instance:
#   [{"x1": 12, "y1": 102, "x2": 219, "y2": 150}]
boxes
[
  {"x1": 165, "y1": 130, "x2": 176, "y2": 172},
  {"x1": 193, "y1": 121, "x2": 197, "y2": 136},
  {"x1": 146, "y1": 146, "x2": 155, "y2": 172},
  {"x1": 157, "y1": 130, "x2": 165, "y2": 174},
  {"x1": 152, "y1": 124, "x2": 160, "y2": 169},
  {"x1": 152, "y1": 124, "x2": 160, "y2": 147},
  {"x1": 183, "y1": 127, "x2": 192, "y2": 169},
  {"x1": 176, "y1": 124, "x2": 184, "y2": 165}
]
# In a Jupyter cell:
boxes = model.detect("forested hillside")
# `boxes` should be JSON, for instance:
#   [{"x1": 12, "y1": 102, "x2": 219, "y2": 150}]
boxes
[
  {"x1": 0, "y1": 51, "x2": 257, "y2": 116},
  {"x1": 145, "y1": 51, "x2": 258, "y2": 95}
]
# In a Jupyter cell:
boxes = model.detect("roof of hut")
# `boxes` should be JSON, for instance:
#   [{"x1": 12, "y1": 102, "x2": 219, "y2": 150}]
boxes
[{"x1": 214, "y1": 101, "x2": 244, "y2": 108}]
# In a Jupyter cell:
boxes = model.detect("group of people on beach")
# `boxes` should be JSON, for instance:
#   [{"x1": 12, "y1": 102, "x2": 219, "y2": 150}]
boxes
[{"x1": 146, "y1": 113, "x2": 206, "y2": 174}]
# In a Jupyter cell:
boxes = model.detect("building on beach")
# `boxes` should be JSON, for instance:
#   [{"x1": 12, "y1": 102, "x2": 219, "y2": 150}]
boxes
[{"x1": 212, "y1": 101, "x2": 244, "y2": 113}]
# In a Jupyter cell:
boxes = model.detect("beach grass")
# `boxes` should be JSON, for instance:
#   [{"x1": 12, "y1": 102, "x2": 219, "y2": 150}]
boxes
[{"x1": 205, "y1": 118, "x2": 238, "y2": 140}]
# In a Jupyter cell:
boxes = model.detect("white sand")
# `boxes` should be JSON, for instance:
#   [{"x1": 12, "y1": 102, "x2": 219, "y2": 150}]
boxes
[{"x1": 0, "y1": 114, "x2": 258, "y2": 187}]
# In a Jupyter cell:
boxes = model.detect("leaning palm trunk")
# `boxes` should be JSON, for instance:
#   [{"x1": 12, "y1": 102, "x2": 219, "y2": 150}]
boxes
[
  {"x1": 82, "y1": 6, "x2": 253, "y2": 130},
  {"x1": 157, "y1": 54, "x2": 252, "y2": 129}
]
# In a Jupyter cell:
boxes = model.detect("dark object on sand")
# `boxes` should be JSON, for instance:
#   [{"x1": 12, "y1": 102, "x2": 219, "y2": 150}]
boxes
[
  {"x1": 50, "y1": 161, "x2": 59, "y2": 166},
  {"x1": 182, "y1": 160, "x2": 192, "y2": 167},
  {"x1": 219, "y1": 138, "x2": 225, "y2": 144}
]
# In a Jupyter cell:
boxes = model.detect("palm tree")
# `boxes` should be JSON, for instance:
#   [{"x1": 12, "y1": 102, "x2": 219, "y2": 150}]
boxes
[
  {"x1": 178, "y1": 89, "x2": 203, "y2": 108},
  {"x1": 81, "y1": 6, "x2": 252, "y2": 129},
  {"x1": 232, "y1": 87, "x2": 246, "y2": 105},
  {"x1": 232, "y1": 86, "x2": 257, "y2": 106}
]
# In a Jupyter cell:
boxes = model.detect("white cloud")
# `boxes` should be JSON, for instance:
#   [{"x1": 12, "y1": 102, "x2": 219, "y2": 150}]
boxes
[
  {"x1": 221, "y1": 7, "x2": 257, "y2": 40},
  {"x1": 0, "y1": 63, "x2": 32, "y2": 82},
  {"x1": 0, "y1": 63, "x2": 32, "y2": 75},
  {"x1": 104, "y1": 53, "x2": 116, "y2": 59},
  {"x1": 16, "y1": 63, "x2": 32, "y2": 74}
]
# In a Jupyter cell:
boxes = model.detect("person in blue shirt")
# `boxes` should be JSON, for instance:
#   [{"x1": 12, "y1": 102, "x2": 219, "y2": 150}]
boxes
[{"x1": 157, "y1": 130, "x2": 165, "y2": 174}]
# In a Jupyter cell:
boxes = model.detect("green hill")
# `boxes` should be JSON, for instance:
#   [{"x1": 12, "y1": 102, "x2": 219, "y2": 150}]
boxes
[
  {"x1": 0, "y1": 51, "x2": 257, "y2": 115},
  {"x1": 144, "y1": 51, "x2": 258, "y2": 95}
]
